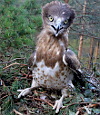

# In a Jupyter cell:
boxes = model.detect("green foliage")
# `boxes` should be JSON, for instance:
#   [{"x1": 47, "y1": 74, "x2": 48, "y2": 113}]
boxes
[
  {"x1": 0, "y1": 0, "x2": 99, "y2": 115},
  {"x1": 0, "y1": 0, "x2": 42, "y2": 55},
  {"x1": 2, "y1": 96, "x2": 15, "y2": 115},
  {"x1": 0, "y1": 0, "x2": 42, "y2": 113}
]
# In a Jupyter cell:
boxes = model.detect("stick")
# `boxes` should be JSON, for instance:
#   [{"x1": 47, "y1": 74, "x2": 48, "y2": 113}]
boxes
[
  {"x1": 62, "y1": 102, "x2": 100, "y2": 109},
  {"x1": 75, "y1": 103, "x2": 100, "y2": 115},
  {"x1": 3, "y1": 62, "x2": 27, "y2": 69},
  {"x1": 70, "y1": 28, "x2": 100, "y2": 40},
  {"x1": 34, "y1": 98, "x2": 54, "y2": 107},
  {"x1": 13, "y1": 109, "x2": 23, "y2": 115},
  {"x1": 0, "y1": 58, "x2": 25, "y2": 64}
]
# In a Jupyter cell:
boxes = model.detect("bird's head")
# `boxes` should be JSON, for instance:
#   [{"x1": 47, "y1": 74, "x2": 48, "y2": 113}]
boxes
[{"x1": 42, "y1": 1, "x2": 75, "y2": 37}]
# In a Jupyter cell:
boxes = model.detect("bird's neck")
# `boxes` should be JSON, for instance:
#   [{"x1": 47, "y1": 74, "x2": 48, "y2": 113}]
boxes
[
  {"x1": 37, "y1": 29, "x2": 69, "y2": 47},
  {"x1": 36, "y1": 30, "x2": 68, "y2": 68}
]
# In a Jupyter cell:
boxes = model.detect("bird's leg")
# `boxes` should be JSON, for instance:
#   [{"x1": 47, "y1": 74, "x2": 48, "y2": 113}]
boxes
[
  {"x1": 17, "y1": 79, "x2": 38, "y2": 98},
  {"x1": 68, "y1": 80, "x2": 75, "y2": 90},
  {"x1": 53, "y1": 88, "x2": 68, "y2": 113},
  {"x1": 53, "y1": 81, "x2": 75, "y2": 113}
]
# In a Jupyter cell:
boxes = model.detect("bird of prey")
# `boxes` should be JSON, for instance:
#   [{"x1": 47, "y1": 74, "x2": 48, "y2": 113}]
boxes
[{"x1": 17, "y1": 1, "x2": 82, "y2": 113}]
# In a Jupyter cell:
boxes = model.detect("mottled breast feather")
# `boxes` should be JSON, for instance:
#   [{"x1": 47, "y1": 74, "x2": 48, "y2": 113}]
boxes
[{"x1": 36, "y1": 29, "x2": 68, "y2": 68}]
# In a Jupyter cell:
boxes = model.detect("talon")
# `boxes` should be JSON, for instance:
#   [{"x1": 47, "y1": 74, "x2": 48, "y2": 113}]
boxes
[
  {"x1": 17, "y1": 88, "x2": 31, "y2": 98},
  {"x1": 53, "y1": 99, "x2": 63, "y2": 113},
  {"x1": 53, "y1": 100, "x2": 58, "y2": 110},
  {"x1": 17, "y1": 89, "x2": 23, "y2": 92}
]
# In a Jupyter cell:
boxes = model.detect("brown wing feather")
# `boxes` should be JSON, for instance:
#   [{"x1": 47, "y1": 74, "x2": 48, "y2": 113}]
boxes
[
  {"x1": 64, "y1": 49, "x2": 80, "y2": 70},
  {"x1": 28, "y1": 52, "x2": 36, "y2": 71},
  {"x1": 64, "y1": 49, "x2": 86, "y2": 87}
]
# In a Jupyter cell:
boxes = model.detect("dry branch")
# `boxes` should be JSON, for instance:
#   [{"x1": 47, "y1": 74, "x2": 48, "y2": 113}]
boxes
[
  {"x1": 34, "y1": 98, "x2": 54, "y2": 107},
  {"x1": 70, "y1": 27, "x2": 100, "y2": 40},
  {"x1": 63, "y1": 102, "x2": 100, "y2": 109},
  {"x1": 13, "y1": 109, "x2": 23, "y2": 115},
  {"x1": 3, "y1": 62, "x2": 27, "y2": 69},
  {"x1": 0, "y1": 58, "x2": 25, "y2": 64},
  {"x1": 75, "y1": 103, "x2": 100, "y2": 115}
]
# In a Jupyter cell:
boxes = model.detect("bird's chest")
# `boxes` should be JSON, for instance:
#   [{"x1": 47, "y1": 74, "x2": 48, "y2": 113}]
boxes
[{"x1": 32, "y1": 60, "x2": 73, "y2": 89}]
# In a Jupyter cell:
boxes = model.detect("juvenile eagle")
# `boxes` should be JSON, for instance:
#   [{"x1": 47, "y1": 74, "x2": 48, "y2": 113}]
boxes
[{"x1": 18, "y1": 1, "x2": 82, "y2": 113}]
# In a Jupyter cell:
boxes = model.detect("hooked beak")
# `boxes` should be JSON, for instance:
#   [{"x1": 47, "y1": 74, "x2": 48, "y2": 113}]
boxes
[{"x1": 51, "y1": 18, "x2": 63, "y2": 37}]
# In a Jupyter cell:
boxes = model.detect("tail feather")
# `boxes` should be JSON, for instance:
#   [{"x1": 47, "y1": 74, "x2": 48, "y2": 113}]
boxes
[{"x1": 73, "y1": 69, "x2": 86, "y2": 88}]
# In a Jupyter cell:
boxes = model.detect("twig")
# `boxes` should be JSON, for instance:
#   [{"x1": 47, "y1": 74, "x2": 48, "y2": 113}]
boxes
[
  {"x1": 70, "y1": 31, "x2": 100, "y2": 40},
  {"x1": 0, "y1": 58, "x2": 25, "y2": 64},
  {"x1": 62, "y1": 102, "x2": 100, "y2": 109},
  {"x1": 34, "y1": 98, "x2": 54, "y2": 107},
  {"x1": 86, "y1": 79, "x2": 100, "y2": 90},
  {"x1": 85, "y1": 103, "x2": 100, "y2": 108},
  {"x1": 3, "y1": 62, "x2": 27, "y2": 69},
  {"x1": 1, "y1": 95, "x2": 8, "y2": 100},
  {"x1": 13, "y1": 109, "x2": 23, "y2": 115},
  {"x1": 75, "y1": 103, "x2": 100, "y2": 115}
]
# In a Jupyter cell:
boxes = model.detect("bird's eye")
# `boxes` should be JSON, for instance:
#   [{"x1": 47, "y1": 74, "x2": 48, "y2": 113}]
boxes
[
  {"x1": 64, "y1": 20, "x2": 68, "y2": 24},
  {"x1": 48, "y1": 16, "x2": 54, "y2": 22}
]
